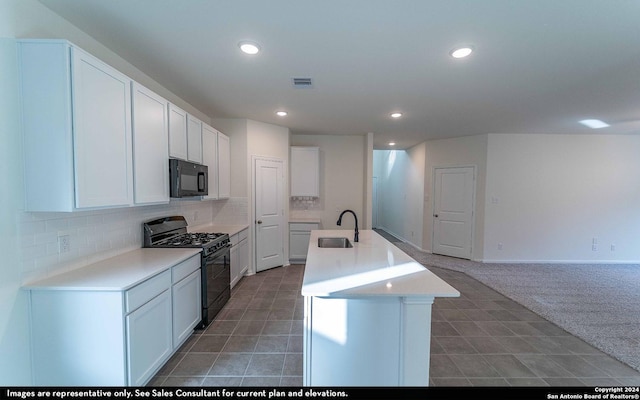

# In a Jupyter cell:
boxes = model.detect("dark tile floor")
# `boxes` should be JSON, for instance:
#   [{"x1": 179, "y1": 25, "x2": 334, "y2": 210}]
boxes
[
  {"x1": 148, "y1": 233, "x2": 640, "y2": 387},
  {"x1": 427, "y1": 266, "x2": 640, "y2": 386},
  {"x1": 148, "y1": 264, "x2": 305, "y2": 387}
]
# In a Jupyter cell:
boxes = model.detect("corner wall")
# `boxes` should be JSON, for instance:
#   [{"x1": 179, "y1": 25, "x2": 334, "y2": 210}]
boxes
[
  {"x1": 290, "y1": 134, "x2": 366, "y2": 232},
  {"x1": 423, "y1": 135, "x2": 488, "y2": 260},
  {"x1": 0, "y1": 0, "x2": 240, "y2": 384},
  {"x1": 374, "y1": 144, "x2": 425, "y2": 248}
]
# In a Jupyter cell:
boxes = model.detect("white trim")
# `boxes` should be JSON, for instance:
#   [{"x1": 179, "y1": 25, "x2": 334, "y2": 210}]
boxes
[{"x1": 480, "y1": 259, "x2": 640, "y2": 264}]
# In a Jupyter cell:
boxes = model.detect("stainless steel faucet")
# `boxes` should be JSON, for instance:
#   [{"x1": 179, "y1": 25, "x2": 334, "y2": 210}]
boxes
[{"x1": 336, "y1": 209, "x2": 359, "y2": 242}]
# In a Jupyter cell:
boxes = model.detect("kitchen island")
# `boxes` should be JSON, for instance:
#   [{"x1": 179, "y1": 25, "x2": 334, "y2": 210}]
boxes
[{"x1": 302, "y1": 229, "x2": 460, "y2": 386}]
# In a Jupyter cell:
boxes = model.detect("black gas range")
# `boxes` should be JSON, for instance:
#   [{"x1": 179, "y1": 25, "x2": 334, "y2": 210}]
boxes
[{"x1": 143, "y1": 216, "x2": 230, "y2": 329}]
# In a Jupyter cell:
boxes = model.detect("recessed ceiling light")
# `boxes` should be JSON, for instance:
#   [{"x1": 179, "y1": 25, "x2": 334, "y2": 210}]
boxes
[
  {"x1": 238, "y1": 41, "x2": 260, "y2": 55},
  {"x1": 450, "y1": 46, "x2": 474, "y2": 59},
  {"x1": 390, "y1": 113, "x2": 402, "y2": 119},
  {"x1": 388, "y1": 142, "x2": 396, "y2": 146},
  {"x1": 276, "y1": 111, "x2": 288, "y2": 117},
  {"x1": 579, "y1": 119, "x2": 610, "y2": 129}
]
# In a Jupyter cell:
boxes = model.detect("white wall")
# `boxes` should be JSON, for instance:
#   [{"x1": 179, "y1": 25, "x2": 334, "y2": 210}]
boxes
[
  {"x1": 290, "y1": 134, "x2": 366, "y2": 232},
  {"x1": 423, "y1": 134, "x2": 488, "y2": 260},
  {"x1": 484, "y1": 133, "x2": 640, "y2": 262},
  {"x1": 374, "y1": 144, "x2": 425, "y2": 249},
  {"x1": 0, "y1": 35, "x2": 31, "y2": 384},
  {"x1": 210, "y1": 119, "x2": 290, "y2": 273}
]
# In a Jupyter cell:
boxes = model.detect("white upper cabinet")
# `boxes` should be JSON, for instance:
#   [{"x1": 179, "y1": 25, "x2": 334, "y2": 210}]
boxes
[
  {"x1": 291, "y1": 146, "x2": 320, "y2": 197},
  {"x1": 132, "y1": 83, "x2": 170, "y2": 205},
  {"x1": 19, "y1": 39, "x2": 134, "y2": 211},
  {"x1": 186, "y1": 114, "x2": 203, "y2": 164},
  {"x1": 168, "y1": 104, "x2": 188, "y2": 161},
  {"x1": 201, "y1": 123, "x2": 219, "y2": 200},
  {"x1": 217, "y1": 132, "x2": 231, "y2": 199},
  {"x1": 169, "y1": 107, "x2": 204, "y2": 165}
]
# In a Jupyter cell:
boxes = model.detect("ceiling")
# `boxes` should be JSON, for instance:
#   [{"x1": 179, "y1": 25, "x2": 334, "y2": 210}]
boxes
[{"x1": 38, "y1": 0, "x2": 640, "y2": 149}]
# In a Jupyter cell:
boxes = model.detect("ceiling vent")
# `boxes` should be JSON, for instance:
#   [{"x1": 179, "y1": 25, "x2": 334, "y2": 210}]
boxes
[{"x1": 292, "y1": 78, "x2": 313, "y2": 88}]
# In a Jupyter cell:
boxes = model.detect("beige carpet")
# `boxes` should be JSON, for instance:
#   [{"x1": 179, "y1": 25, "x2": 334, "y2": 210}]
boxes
[{"x1": 388, "y1": 239, "x2": 640, "y2": 373}]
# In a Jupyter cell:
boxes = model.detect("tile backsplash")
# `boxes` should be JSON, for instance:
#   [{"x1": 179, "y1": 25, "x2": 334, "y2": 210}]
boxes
[
  {"x1": 19, "y1": 197, "x2": 248, "y2": 283},
  {"x1": 290, "y1": 196, "x2": 321, "y2": 211}
]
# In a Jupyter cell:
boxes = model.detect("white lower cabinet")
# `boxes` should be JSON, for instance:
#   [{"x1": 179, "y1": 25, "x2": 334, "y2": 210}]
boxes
[
  {"x1": 290, "y1": 222, "x2": 320, "y2": 262},
  {"x1": 230, "y1": 228, "x2": 249, "y2": 289},
  {"x1": 126, "y1": 287, "x2": 173, "y2": 386},
  {"x1": 28, "y1": 254, "x2": 201, "y2": 386},
  {"x1": 171, "y1": 257, "x2": 202, "y2": 348}
]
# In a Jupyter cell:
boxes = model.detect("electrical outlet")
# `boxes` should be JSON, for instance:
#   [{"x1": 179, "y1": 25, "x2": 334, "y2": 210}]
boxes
[
  {"x1": 497, "y1": 243, "x2": 503, "y2": 250},
  {"x1": 58, "y1": 235, "x2": 71, "y2": 254},
  {"x1": 611, "y1": 244, "x2": 616, "y2": 252},
  {"x1": 592, "y1": 244, "x2": 598, "y2": 251}
]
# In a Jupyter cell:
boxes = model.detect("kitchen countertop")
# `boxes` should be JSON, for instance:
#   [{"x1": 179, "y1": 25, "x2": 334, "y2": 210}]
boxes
[
  {"x1": 289, "y1": 217, "x2": 322, "y2": 224},
  {"x1": 190, "y1": 223, "x2": 249, "y2": 237},
  {"x1": 22, "y1": 248, "x2": 201, "y2": 291},
  {"x1": 302, "y1": 229, "x2": 460, "y2": 298}
]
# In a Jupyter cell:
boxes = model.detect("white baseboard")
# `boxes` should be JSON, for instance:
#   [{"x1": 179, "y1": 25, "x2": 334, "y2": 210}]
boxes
[{"x1": 479, "y1": 259, "x2": 640, "y2": 264}]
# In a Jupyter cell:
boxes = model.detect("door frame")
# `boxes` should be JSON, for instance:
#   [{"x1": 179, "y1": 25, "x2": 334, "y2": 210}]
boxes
[
  {"x1": 431, "y1": 165, "x2": 477, "y2": 260},
  {"x1": 251, "y1": 155, "x2": 287, "y2": 274}
]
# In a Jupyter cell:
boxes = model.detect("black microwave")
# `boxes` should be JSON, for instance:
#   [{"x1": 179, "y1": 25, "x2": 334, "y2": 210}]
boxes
[{"x1": 169, "y1": 159, "x2": 208, "y2": 198}]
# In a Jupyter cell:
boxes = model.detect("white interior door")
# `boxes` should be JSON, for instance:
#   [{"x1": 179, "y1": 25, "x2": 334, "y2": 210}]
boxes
[
  {"x1": 432, "y1": 166, "x2": 475, "y2": 259},
  {"x1": 255, "y1": 157, "x2": 285, "y2": 272}
]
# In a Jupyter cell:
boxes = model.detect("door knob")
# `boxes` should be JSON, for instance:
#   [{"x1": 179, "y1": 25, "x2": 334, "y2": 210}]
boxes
[
  {"x1": 256, "y1": 220, "x2": 263, "y2": 224},
  {"x1": 433, "y1": 214, "x2": 438, "y2": 218}
]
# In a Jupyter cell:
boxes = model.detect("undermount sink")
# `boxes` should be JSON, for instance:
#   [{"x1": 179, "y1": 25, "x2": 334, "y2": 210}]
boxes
[{"x1": 318, "y1": 237, "x2": 353, "y2": 248}]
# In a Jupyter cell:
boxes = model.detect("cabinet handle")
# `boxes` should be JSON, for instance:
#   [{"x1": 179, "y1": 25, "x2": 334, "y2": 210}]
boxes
[{"x1": 256, "y1": 220, "x2": 263, "y2": 224}]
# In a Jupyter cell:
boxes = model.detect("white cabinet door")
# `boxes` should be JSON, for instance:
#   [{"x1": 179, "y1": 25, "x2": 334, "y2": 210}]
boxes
[
  {"x1": 217, "y1": 132, "x2": 231, "y2": 199},
  {"x1": 72, "y1": 47, "x2": 134, "y2": 209},
  {"x1": 187, "y1": 114, "x2": 203, "y2": 164},
  {"x1": 289, "y1": 222, "x2": 319, "y2": 262},
  {"x1": 168, "y1": 104, "x2": 188, "y2": 160},
  {"x1": 132, "y1": 82, "x2": 169, "y2": 205},
  {"x1": 202, "y1": 124, "x2": 219, "y2": 200},
  {"x1": 172, "y1": 269, "x2": 202, "y2": 348},
  {"x1": 290, "y1": 231, "x2": 311, "y2": 261},
  {"x1": 238, "y1": 235, "x2": 249, "y2": 279},
  {"x1": 230, "y1": 235, "x2": 240, "y2": 289},
  {"x1": 230, "y1": 229, "x2": 248, "y2": 289},
  {"x1": 19, "y1": 40, "x2": 135, "y2": 211},
  {"x1": 126, "y1": 289, "x2": 173, "y2": 386},
  {"x1": 290, "y1": 146, "x2": 319, "y2": 197}
]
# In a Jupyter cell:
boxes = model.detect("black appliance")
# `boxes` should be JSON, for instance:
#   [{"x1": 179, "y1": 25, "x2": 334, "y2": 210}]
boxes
[
  {"x1": 169, "y1": 158, "x2": 208, "y2": 198},
  {"x1": 143, "y1": 216, "x2": 230, "y2": 329}
]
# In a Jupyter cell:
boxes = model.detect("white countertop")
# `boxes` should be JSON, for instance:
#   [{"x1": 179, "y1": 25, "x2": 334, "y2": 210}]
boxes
[
  {"x1": 23, "y1": 248, "x2": 201, "y2": 291},
  {"x1": 190, "y1": 223, "x2": 249, "y2": 237},
  {"x1": 289, "y1": 218, "x2": 322, "y2": 224},
  {"x1": 302, "y1": 229, "x2": 460, "y2": 298}
]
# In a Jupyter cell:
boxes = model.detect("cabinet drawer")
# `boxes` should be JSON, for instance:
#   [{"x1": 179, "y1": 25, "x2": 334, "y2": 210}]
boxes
[
  {"x1": 125, "y1": 270, "x2": 171, "y2": 313},
  {"x1": 290, "y1": 223, "x2": 319, "y2": 232},
  {"x1": 172, "y1": 255, "x2": 201, "y2": 283}
]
